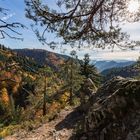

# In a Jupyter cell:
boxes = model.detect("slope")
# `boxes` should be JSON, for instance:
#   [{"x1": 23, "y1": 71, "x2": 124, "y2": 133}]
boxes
[
  {"x1": 5, "y1": 107, "x2": 75, "y2": 140},
  {"x1": 94, "y1": 60, "x2": 135, "y2": 72},
  {"x1": 14, "y1": 49, "x2": 69, "y2": 70},
  {"x1": 101, "y1": 62, "x2": 139, "y2": 81}
]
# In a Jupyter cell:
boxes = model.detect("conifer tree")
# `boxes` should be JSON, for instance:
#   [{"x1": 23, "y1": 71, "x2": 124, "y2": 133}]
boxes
[
  {"x1": 60, "y1": 51, "x2": 84, "y2": 105},
  {"x1": 25, "y1": 0, "x2": 137, "y2": 48},
  {"x1": 79, "y1": 54, "x2": 101, "y2": 104},
  {"x1": 38, "y1": 67, "x2": 53, "y2": 116},
  {"x1": 136, "y1": 56, "x2": 140, "y2": 79},
  {"x1": 80, "y1": 53, "x2": 101, "y2": 88}
]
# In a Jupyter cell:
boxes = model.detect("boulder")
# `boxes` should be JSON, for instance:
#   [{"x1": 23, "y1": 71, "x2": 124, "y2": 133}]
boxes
[{"x1": 75, "y1": 76, "x2": 140, "y2": 140}]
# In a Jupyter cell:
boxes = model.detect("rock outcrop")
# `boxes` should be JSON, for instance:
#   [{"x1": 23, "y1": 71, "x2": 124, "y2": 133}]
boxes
[{"x1": 74, "y1": 76, "x2": 140, "y2": 140}]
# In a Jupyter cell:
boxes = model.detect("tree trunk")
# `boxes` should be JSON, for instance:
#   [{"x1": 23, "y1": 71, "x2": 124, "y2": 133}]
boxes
[
  {"x1": 70, "y1": 59, "x2": 74, "y2": 105},
  {"x1": 8, "y1": 93, "x2": 16, "y2": 119},
  {"x1": 43, "y1": 76, "x2": 47, "y2": 116},
  {"x1": 70, "y1": 86, "x2": 73, "y2": 105}
]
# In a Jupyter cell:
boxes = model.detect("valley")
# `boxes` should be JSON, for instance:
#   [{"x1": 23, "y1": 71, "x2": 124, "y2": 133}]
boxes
[{"x1": 0, "y1": 45, "x2": 140, "y2": 140}]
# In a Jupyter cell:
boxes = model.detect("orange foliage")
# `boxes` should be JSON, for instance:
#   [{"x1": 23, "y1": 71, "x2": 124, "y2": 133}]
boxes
[
  {"x1": 48, "y1": 101, "x2": 61, "y2": 113},
  {"x1": 12, "y1": 83, "x2": 20, "y2": 94},
  {"x1": 48, "y1": 53, "x2": 64, "y2": 66}
]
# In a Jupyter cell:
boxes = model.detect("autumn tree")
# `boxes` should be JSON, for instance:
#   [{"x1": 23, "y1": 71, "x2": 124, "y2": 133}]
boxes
[
  {"x1": 0, "y1": 71, "x2": 21, "y2": 120},
  {"x1": 25, "y1": 0, "x2": 138, "y2": 48}
]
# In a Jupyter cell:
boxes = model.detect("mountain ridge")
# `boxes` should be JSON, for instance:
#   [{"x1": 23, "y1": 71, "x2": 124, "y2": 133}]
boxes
[
  {"x1": 93, "y1": 60, "x2": 135, "y2": 71},
  {"x1": 13, "y1": 48, "x2": 69, "y2": 70},
  {"x1": 101, "y1": 62, "x2": 139, "y2": 81},
  {"x1": 13, "y1": 48, "x2": 136, "y2": 72}
]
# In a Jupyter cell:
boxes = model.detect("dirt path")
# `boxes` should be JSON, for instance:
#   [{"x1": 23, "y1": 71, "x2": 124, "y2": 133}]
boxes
[{"x1": 5, "y1": 107, "x2": 81, "y2": 140}]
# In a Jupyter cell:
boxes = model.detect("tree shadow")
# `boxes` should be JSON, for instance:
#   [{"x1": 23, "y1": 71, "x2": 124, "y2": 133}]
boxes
[{"x1": 55, "y1": 106, "x2": 84, "y2": 131}]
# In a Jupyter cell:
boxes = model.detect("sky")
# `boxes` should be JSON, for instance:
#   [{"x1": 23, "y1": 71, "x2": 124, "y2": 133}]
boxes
[{"x1": 0, "y1": 0, "x2": 140, "y2": 61}]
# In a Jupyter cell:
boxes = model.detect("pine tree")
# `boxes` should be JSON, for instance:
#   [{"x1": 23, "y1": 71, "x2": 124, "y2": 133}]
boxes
[
  {"x1": 59, "y1": 51, "x2": 84, "y2": 105},
  {"x1": 136, "y1": 56, "x2": 140, "y2": 80},
  {"x1": 25, "y1": 0, "x2": 136, "y2": 48},
  {"x1": 80, "y1": 53, "x2": 101, "y2": 88},
  {"x1": 78, "y1": 54, "x2": 101, "y2": 104},
  {"x1": 38, "y1": 67, "x2": 53, "y2": 116},
  {"x1": 137, "y1": 56, "x2": 140, "y2": 67}
]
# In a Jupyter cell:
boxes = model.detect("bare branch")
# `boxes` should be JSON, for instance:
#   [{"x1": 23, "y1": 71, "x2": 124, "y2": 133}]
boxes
[{"x1": 0, "y1": 8, "x2": 27, "y2": 40}]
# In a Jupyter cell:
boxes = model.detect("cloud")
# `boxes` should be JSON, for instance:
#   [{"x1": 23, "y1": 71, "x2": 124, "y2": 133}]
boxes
[
  {"x1": 122, "y1": 22, "x2": 140, "y2": 40},
  {"x1": 89, "y1": 50, "x2": 140, "y2": 60},
  {"x1": 1, "y1": 12, "x2": 16, "y2": 21}
]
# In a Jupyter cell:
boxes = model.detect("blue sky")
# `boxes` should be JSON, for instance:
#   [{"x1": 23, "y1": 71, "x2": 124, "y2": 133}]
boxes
[{"x1": 0, "y1": 0, "x2": 140, "y2": 60}]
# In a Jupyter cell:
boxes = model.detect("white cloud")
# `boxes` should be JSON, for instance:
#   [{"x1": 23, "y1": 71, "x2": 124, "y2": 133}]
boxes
[
  {"x1": 1, "y1": 12, "x2": 16, "y2": 21},
  {"x1": 89, "y1": 50, "x2": 140, "y2": 60},
  {"x1": 122, "y1": 22, "x2": 140, "y2": 40}
]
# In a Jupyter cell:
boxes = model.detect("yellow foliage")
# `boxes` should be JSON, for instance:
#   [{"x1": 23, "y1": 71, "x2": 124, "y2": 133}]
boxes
[
  {"x1": 0, "y1": 125, "x2": 20, "y2": 138},
  {"x1": 7, "y1": 53, "x2": 12, "y2": 57},
  {"x1": 28, "y1": 74, "x2": 36, "y2": 80},
  {"x1": 23, "y1": 73, "x2": 28, "y2": 77},
  {"x1": 1, "y1": 88, "x2": 9, "y2": 105},
  {"x1": 60, "y1": 92, "x2": 70, "y2": 103},
  {"x1": 0, "y1": 81, "x2": 6, "y2": 89}
]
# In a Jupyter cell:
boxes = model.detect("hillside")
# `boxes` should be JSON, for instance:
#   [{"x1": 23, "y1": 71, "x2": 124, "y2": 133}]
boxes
[
  {"x1": 14, "y1": 49, "x2": 135, "y2": 72},
  {"x1": 4, "y1": 76, "x2": 140, "y2": 140},
  {"x1": 0, "y1": 46, "x2": 42, "y2": 73},
  {"x1": 0, "y1": 45, "x2": 63, "y2": 137},
  {"x1": 14, "y1": 49, "x2": 69, "y2": 70},
  {"x1": 5, "y1": 107, "x2": 78, "y2": 140},
  {"x1": 1, "y1": 46, "x2": 140, "y2": 140},
  {"x1": 0, "y1": 45, "x2": 46, "y2": 111},
  {"x1": 93, "y1": 60, "x2": 135, "y2": 72},
  {"x1": 101, "y1": 62, "x2": 139, "y2": 81},
  {"x1": 0, "y1": 45, "x2": 84, "y2": 139}
]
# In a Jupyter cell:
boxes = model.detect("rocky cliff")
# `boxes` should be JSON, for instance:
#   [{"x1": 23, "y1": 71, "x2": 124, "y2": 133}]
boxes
[{"x1": 74, "y1": 77, "x2": 140, "y2": 140}]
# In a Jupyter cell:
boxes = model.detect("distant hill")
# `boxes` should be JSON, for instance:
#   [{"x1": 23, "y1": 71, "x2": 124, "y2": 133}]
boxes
[
  {"x1": 14, "y1": 49, "x2": 69, "y2": 70},
  {"x1": 0, "y1": 46, "x2": 41, "y2": 73},
  {"x1": 101, "y1": 62, "x2": 139, "y2": 81},
  {"x1": 93, "y1": 60, "x2": 135, "y2": 71},
  {"x1": 14, "y1": 49, "x2": 135, "y2": 72}
]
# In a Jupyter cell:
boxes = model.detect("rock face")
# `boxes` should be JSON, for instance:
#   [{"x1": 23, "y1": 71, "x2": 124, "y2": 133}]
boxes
[{"x1": 75, "y1": 76, "x2": 140, "y2": 140}]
